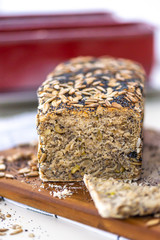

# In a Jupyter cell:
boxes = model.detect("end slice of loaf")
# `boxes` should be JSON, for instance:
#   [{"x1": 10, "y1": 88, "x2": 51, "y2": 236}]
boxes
[{"x1": 84, "y1": 174, "x2": 160, "y2": 219}]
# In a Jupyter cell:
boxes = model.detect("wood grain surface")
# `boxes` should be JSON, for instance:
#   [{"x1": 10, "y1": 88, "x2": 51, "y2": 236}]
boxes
[{"x1": 0, "y1": 129, "x2": 160, "y2": 240}]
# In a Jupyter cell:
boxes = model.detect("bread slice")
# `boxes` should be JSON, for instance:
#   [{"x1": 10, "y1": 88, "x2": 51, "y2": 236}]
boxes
[{"x1": 84, "y1": 175, "x2": 160, "y2": 219}]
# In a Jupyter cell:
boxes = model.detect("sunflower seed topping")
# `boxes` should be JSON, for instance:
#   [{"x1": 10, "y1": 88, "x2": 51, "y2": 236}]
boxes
[{"x1": 37, "y1": 56, "x2": 144, "y2": 114}]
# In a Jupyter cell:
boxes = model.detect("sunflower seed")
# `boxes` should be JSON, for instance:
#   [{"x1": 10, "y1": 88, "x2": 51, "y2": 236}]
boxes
[
  {"x1": 55, "y1": 109, "x2": 64, "y2": 114},
  {"x1": 85, "y1": 99, "x2": 98, "y2": 103},
  {"x1": 68, "y1": 81, "x2": 73, "y2": 85},
  {"x1": 136, "y1": 88, "x2": 141, "y2": 96},
  {"x1": 59, "y1": 88, "x2": 70, "y2": 95},
  {"x1": 81, "y1": 91, "x2": 92, "y2": 96},
  {"x1": 52, "y1": 100, "x2": 61, "y2": 107},
  {"x1": 105, "y1": 100, "x2": 111, "y2": 106},
  {"x1": 25, "y1": 171, "x2": 39, "y2": 177},
  {"x1": 92, "y1": 81, "x2": 101, "y2": 86},
  {"x1": 85, "y1": 72, "x2": 92, "y2": 77},
  {"x1": 115, "y1": 73, "x2": 124, "y2": 80},
  {"x1": 10, "y1": 229, "x2": 23, "y2": 235},
  {"x1": 69, "y1": 88, "x2": 75, "y2": 95},
  {"x1": 5, "y1": 173, "x2": 14, "y2": 179},
  {"x1": 12, "y1": 224, "x2": 22, "y2": 229},
  {"x1": 0, "y1": 164, "x2": 6, "y2": 171},
  {"x1": 85, "y1": 103, "x2": 98, "y2": 108},
  {"x1": 96, "y1": 86, "x2": 106, "y2": 92},
  {"x1": 77, "y1": 85, "x2": 86, "y2": 89},
  {"x1": 111, "y1": 102, "x2": 122, "y2": 109},
  {"x1": 6, "y1": 213, "x2": 11, "y2": 218},
  {"x1": 127, "y1": 95, "x2": 138, "y2": 103},
  {"x1": 43, "y1": 102, "x2": 49, "y2": 113},
  {"x1": 146, "y1": 219, "x2": 160, "y2": 227},
  {"x1": 72, "y1": 104, "x2": 84, "y2": 107},
  {"x1": 39, "y1": 153, "x2": 46, "y2": 163},
  {"x1": 31, "y1": 166, "x2": 38, "y2": 171},
  {"x1": 0, "y1": 232, "x2": 6, "y2": 236},
  {"x1": 0, "y1": 229, "x2": 8, "y2": 232},
  {"x1": 54, "y1": 85, "x2": 60, "y2": 90},
  {"x1": 85, "y1": 77, "x2": 96, "y2": 85},
  {"x1": 18, "y1": 167, "x2": 31, "y2": 174},
  {"x1": 106, "y1": 87, "x2": 113, "y2": 95}
]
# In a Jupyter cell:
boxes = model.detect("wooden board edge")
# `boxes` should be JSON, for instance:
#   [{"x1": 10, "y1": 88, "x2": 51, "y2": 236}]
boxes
[{"x1": 1, "y1": 180, "x2": 160, "y2": 240}]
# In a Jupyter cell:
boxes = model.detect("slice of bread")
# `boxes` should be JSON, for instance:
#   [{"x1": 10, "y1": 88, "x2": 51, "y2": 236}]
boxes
[{"x1": 84, "y1": 175, "x2": 160, "y2": 219}]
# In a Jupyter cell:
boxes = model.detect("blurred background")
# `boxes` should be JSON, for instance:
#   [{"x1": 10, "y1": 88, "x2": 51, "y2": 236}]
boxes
[
  {"x1": 0, "y1": 1, "x2": 160, "y2": 239},
  {"x1": 0, "y1": 0, "x2": 160, "y2": 149}
]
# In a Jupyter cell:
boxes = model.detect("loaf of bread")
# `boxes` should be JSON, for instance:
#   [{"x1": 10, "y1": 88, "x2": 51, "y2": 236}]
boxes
[
  {"x1": 36, "y1": 56, "x2": 145, "y2": 182},
  {"x1": 84, "y1": 174, "x2": 160, "y2": 219}
]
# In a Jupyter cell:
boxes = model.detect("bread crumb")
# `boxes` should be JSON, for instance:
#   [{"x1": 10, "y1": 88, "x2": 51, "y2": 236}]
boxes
[
  {"x1": 52, "y1": 188, "x2": 72, "y2": 199},
  {"x1": 29, "y1": 233, "x2": 35, "y2": 238}
]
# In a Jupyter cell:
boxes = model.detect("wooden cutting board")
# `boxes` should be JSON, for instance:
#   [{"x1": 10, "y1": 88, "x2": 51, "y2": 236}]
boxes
[{"x1": 0, "y1": 129, "x2": 160, "y2": 240}]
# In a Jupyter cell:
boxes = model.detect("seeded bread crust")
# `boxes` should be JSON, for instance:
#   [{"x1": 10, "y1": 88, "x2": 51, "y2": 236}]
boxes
[
  {"x1": 36, "y1": 56, "x2": 145, "y2": 182},
  {"x1": 84, "y1": 175, "x2": 160, "y2": 219}
]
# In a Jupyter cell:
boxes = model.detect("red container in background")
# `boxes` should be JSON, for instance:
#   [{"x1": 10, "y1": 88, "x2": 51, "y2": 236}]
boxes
[
  {"x1": 0, "y1": 12, "x2": 154, "y2": 92},
  {"x1": 0, "y1": 12, "x2": 116, "y2": 31}
]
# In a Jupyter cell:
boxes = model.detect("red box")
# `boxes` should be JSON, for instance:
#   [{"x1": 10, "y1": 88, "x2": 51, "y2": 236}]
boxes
[{"x1": 0, "y1": 12, "x2": 154, "y2": 92}]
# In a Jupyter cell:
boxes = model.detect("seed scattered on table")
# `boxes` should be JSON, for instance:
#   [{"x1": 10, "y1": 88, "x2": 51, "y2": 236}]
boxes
[
  {"x1": 0, "y1": 164, "x2": 6, "y2": 171},
  {"x1": 5, "y1": 173, "x2": 14, "y2": 179},
  {"x1": 12, "y1": 224, "x2": 22, "y2": 230},
  {"x1": 10, "y1": 228, "x2": 23, "y2": 235},
  {"x1": 0, "y1": 232, "x2": 6, "y2": 236},
  {"x1": 0, "y1": 228, "x2": 8, "y2": 232},
  {"x1": 18, "y1": 167, "x2": 31, "y2": 174},
  {"x1": 24, "y1": 171, "x2": 39, "y2": 177},
  {"x1": 6, "y1": 213, "x2": 11, "y2": 218},
  {"x1": 0, "y1": 172, "x2": 5, "y2": 178},
  {"x1": 146, "y1": 219, "x2": 160, "y2": 227}
]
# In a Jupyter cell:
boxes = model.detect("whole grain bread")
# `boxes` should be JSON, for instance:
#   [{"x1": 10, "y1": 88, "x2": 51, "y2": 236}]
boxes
[{"x1": 36, "y1": 56, "x2": 145, "y2": 181}]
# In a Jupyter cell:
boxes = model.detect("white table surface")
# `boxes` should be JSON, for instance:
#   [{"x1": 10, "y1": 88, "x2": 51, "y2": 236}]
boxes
[{"x1": 0, "y1": 198, "x2": 122, "y2": 240}]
